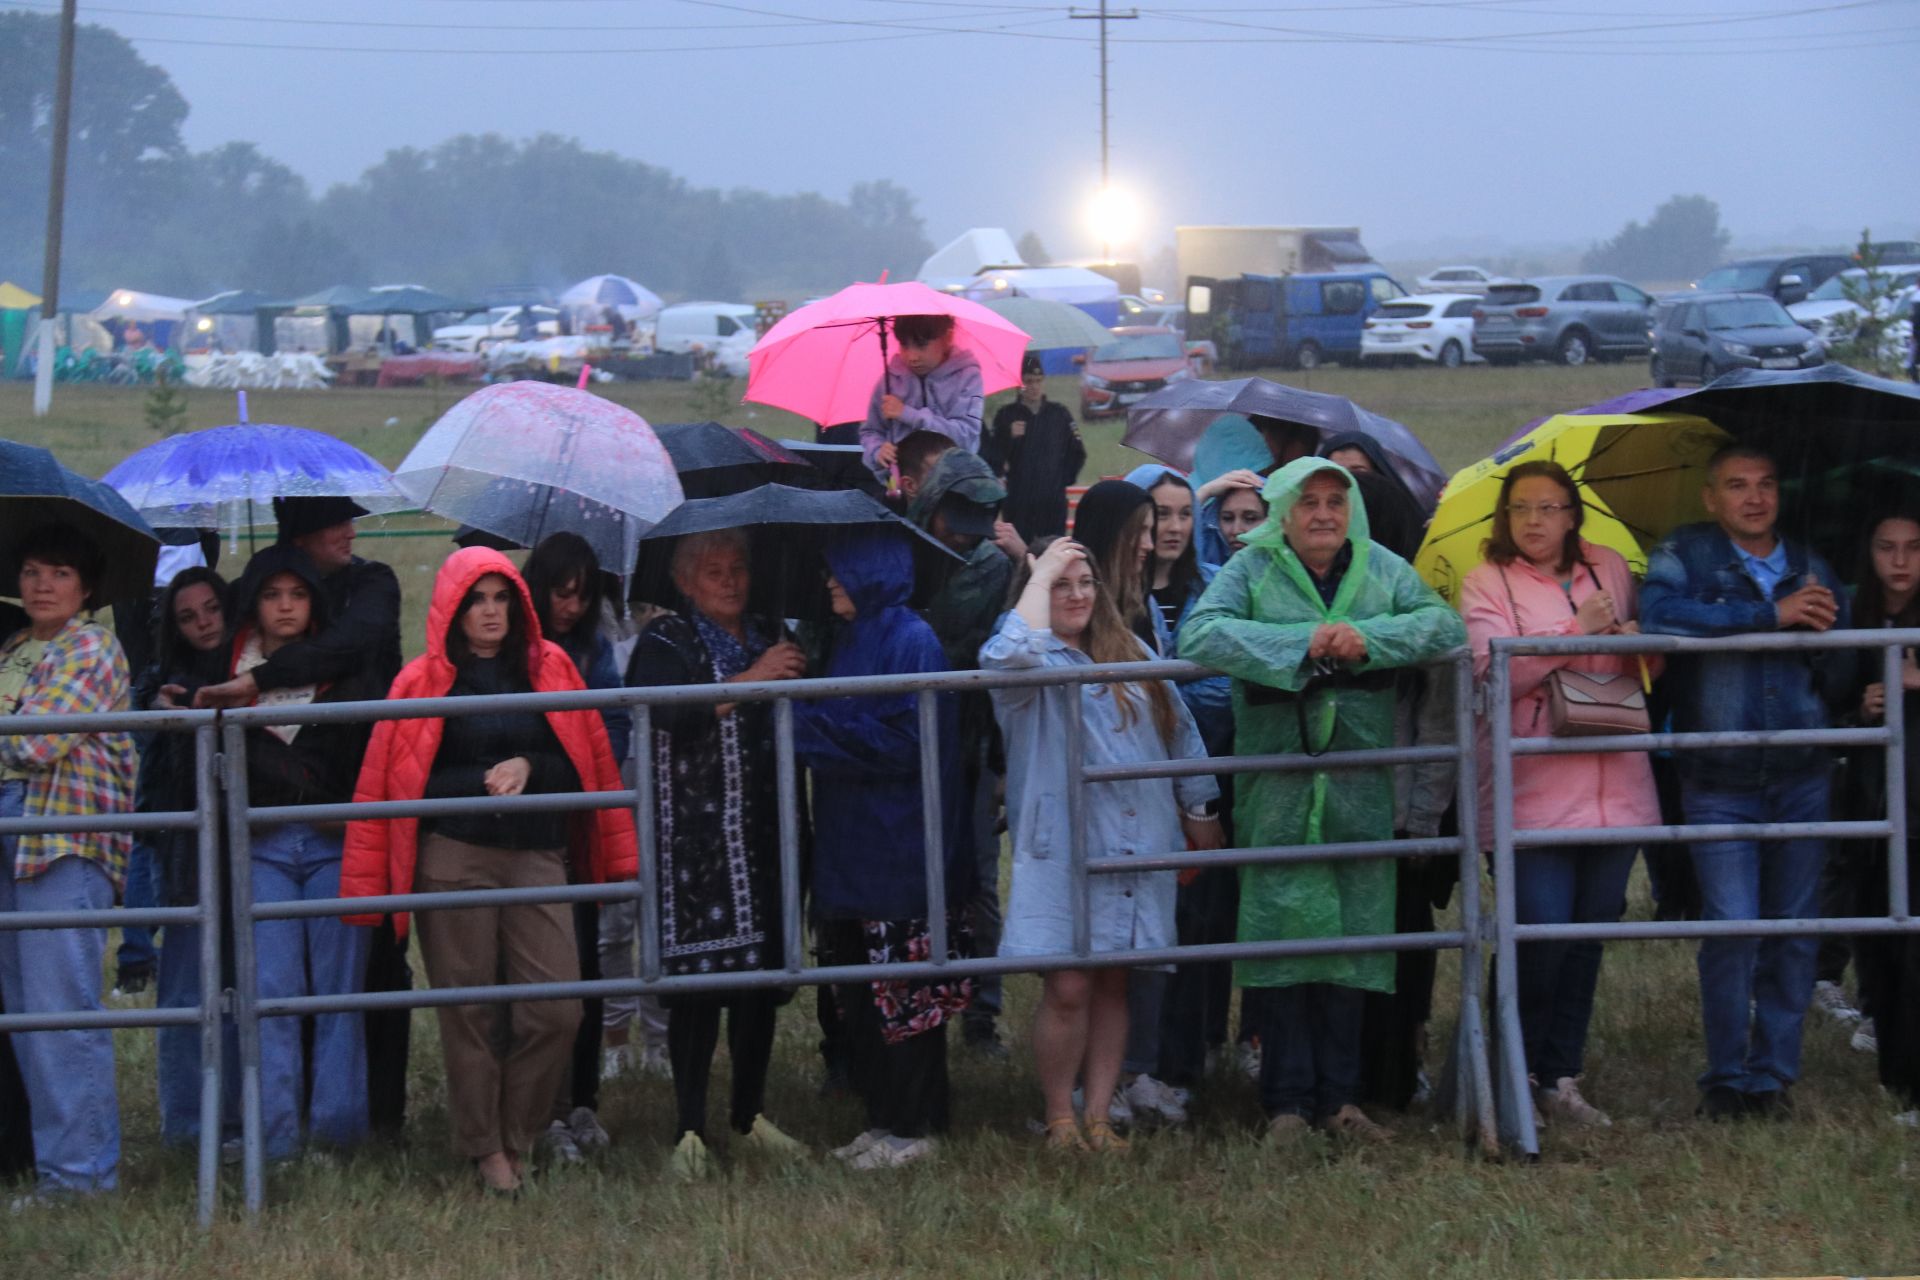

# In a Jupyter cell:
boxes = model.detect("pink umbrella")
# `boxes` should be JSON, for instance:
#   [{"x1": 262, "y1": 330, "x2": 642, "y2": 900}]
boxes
[{"x1": 744, "y1": 279, "x2": 1030, "y2": 426}]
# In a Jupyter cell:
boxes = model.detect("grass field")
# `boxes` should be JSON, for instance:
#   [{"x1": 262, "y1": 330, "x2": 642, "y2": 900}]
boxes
[{"x1": 5, "y1": 365, "x2": 1920, "y2": 1277}]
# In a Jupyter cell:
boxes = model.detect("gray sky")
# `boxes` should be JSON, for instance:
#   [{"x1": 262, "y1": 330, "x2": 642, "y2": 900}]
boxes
[{"x1": 32, "y1": 0, "x2": 1920, "y2": 266}]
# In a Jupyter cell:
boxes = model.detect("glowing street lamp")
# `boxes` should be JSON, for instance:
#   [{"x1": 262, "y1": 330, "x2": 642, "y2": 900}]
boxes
[{"x1": 1088, "y1": 186, "x2": 1137, "y2": 262}]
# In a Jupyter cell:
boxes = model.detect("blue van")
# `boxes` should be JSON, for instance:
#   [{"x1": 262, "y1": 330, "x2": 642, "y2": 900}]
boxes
[{"x1": 1186, "y1": 270, "x2": 1409, "y2": 370}]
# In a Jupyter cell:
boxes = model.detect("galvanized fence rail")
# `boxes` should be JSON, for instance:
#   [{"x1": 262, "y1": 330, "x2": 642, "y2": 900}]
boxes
[{"x1": 1487, "y1": 629, "x2": 1920, "y2": 1156}]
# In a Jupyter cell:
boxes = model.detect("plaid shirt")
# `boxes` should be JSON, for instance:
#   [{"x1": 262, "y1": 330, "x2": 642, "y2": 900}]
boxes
[{"x1": 0, "y1": 618, "x2": 136, "y2": 889}]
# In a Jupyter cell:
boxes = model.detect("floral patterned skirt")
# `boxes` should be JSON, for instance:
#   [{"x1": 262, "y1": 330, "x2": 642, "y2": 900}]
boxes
[{"x1": 859, "y1": 912, "x2": 975, "y2": 1045}]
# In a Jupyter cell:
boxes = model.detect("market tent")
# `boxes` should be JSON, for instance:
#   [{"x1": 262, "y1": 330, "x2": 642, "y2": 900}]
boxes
[
  {"x1": 188, "y1": 289, "x2": 291, "y2": 354},
  {"x1": 91, "y1": 288, "x2": 194, "y2": 351},
  {"x1": 352, "y1": 284, "x2": 484, "y2": 348},
  {"x1": 961, "y1": 264, "x2": 1121, "y2": 372},
  {"x1": 0, "y1": 282, "x2": 41, "y2": 310},
  {"x1": 0, "y1": 282, "x2": 40, "y2": 378},
  {"x1": 918, "y1": 227, "x2": 1025, "y2": 288}
]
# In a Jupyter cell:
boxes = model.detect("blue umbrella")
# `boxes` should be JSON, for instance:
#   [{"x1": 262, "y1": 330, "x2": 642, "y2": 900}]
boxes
[
  {"x1": 1, "y1": 438, "x2": 159, "y2": 601},
  {"x1": 103, "y1": 393, "x2": 411, "y2": 529}
]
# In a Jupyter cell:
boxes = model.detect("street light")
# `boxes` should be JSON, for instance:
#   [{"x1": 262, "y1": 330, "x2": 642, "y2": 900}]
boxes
[{"x1": 1088, "y1": 185, "x2": 1138, "y2": 263}]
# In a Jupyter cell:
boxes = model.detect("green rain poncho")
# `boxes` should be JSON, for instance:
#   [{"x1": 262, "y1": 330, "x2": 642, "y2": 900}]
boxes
[{"x1": 1180, "y1": 457, "x2": 1465, "y2": 992}]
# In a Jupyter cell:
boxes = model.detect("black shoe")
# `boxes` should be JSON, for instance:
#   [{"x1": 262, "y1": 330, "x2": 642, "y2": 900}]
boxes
[
  {"x1": 1746, "y1": 1088, "x2": 1793, "y2": 1120},
  {"x1": 963, "y1": 1021, "x2": 1009, "y2": 1061},
  {"x1": 1696, "y1": 1085, "x2": 1748, "y2": 1121}
]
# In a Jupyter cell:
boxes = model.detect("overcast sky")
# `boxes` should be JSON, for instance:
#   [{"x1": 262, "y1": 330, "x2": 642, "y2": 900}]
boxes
[{"x1": 23, "y1": 0, "x2": 1920, "y2": 265}]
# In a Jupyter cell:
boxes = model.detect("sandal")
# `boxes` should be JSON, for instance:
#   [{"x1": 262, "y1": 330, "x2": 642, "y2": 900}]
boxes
[
  {"x1": 1085, "y1": 1120, "x2": 1130, "y2": 1154},
  {"x1": 1043, "y1": 1117, "x2": 1088, "y2": 1152}
]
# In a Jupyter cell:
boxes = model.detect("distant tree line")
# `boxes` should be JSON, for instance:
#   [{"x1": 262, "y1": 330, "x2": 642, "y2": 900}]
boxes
[
  {"x1": 0, "y1": 13, "x2": 932, "y2": 304},
  {"x1": 1581, "y1": 194, "x2": 1732, "y2": 284}
]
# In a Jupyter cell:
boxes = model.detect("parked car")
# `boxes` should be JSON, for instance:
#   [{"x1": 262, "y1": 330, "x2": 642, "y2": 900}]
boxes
[
  {"x1": 1117, "y1": 293, "x2": 1184, "y2": 329},
  {"x1": 1787, "y1": 266, "x2": 1920, "y2": 346},
  {"x1": 1185, "y1": 269, "x2": 1408, "y2": 370},
  {"x1": 1690, "y1": 255, "x2": 1851, "y2": 306},
  {"x1": 1361, "y1": 293, "x2": 1483, "y2": 368},
  {"x1": 1415, "y1": 265, "x2": 1503, "y2": 296},
  {"x1": 1079, "y1": 326, "x2": 1194, "y2": 418},
  {"x1": 1649, "y1": 292, "x2": 1824, "y2": 387},
  {"x1": 1471, "y1": 275, "x2": 1655, "y2": 366},
  {"x1": 652, "y1": 302, "x2": 760, "y2": 376},
  {"x1": 432, "y1": 305, "x2": 560, "y2": 352}
]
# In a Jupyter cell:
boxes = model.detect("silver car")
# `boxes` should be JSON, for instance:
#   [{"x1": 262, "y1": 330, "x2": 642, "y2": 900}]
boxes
[{"x1": 1471, "y1": 275, "x2": 1656, "y2": 367}]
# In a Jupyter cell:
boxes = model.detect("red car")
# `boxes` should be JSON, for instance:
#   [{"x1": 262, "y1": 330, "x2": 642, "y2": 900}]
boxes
[{"x1": 1079, "y1": 326, "x2": 1195, "y2": 419}]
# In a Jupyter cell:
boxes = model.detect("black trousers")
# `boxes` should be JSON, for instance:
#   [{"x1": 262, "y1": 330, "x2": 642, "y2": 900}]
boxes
[
  {"x1": 0, "y1": 989, "x2": 32, "y2": 1180},
  {"x1": 1816, "y1": 838, "x2": 1875, "y2": 989},
  {"x1": 666, "y1": 991, "x2": 781, "y2": 1141},
  {"x1": 363, "y1": 918, "x2": 412, "y2": 1138},
  {"x1": 566, "y1": 900, "x2": 604, "y2": 1113},
  {"x1": 1259, "y1": 982, "x2": 1364, "y2": 1120},
  {"x1": 1158, "y1": 866, "x2": 1239, "y2": 1087},
  {"x1": 1856, "y1": 839, "x2": 1920, "y2": 1104},
  {"x1": 822, "y1": 922, "x2": 950, "y2": 1139},
  {"x1": 1359, "y1": 861, "x2": 1440, "y2": 1112}
]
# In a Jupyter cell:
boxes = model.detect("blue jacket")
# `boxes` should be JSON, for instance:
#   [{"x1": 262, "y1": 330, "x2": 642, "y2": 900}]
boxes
[
  {"x1": 1640, "y1": 521, "x2": 1851, "y2": 789},
  {"x1": 793, "y1": 532, "x2": 967, "y2": 921}
]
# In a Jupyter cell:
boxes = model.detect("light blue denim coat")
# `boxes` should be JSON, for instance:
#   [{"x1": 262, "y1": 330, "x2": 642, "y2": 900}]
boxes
[{"x1": 982, "y1": 613, "x2": 1218, "y2": 958}]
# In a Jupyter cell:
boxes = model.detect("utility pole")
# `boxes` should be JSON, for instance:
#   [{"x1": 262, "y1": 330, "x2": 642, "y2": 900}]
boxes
[
  {"x1": 1070, "y1": 1, "x2": 1137, "y2": 260},
  {"x1": 34, "y1": 0, "x2": 78, "y2": 418}
]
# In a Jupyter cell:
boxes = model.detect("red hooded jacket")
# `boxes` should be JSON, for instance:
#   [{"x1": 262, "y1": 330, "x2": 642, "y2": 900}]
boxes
[{"x1": 340, "y1": 546, "x2": 637, "y2": 934}]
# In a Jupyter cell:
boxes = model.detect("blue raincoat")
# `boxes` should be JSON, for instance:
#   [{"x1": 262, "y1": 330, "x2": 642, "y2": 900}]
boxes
[{"x1": 793, "y1": 533, "x2": 967, "y2": 922}]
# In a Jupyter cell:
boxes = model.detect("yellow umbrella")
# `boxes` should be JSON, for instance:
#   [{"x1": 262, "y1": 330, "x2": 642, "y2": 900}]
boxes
[
  {"x1": 1414, "y1": 411, "x2": 1731, "y2": 607},
  {"x1": 0, "y1": 281, "x2": 42, "y2": 310}
]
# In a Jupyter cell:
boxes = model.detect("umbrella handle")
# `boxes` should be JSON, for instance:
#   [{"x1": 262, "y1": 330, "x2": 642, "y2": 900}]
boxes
[{"x1": 576, "y1": 363, "x2": 592, "y2": 390}]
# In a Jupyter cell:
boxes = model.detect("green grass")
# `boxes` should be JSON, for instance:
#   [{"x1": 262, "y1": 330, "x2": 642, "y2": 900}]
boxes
[{"x1": 6, "y1": 367, "x2": 1919, "y2": 1276}]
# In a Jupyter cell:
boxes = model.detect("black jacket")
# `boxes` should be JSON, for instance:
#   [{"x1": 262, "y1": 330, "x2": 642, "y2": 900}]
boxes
[
  {"x1": 248, "y1": 554, "x2": 402, "y2": 697},
  {"x1": 983, "y1": 397, "x2": 1085, "y2": 540}
]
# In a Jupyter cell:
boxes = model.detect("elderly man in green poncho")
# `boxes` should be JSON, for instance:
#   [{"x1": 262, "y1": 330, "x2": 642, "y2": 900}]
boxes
[{"x1": 1181, "y1": 456, "x2": 1464, "y2": 1144}]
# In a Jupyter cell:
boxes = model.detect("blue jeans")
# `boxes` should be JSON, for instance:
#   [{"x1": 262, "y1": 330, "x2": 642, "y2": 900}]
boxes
[
  {"x1": 1513, "y1": 842, "x2": 1637, "y2": 1083},
  {"x1": 155, "y1": 923, "x2": 240, "y2": 1147},
  {"x1": 0, "y1": 781, "x2": 121, "y2": 1194},
  {"x1": 116, "y1": 840, "x2": 158, "y2": 978},
  {"x1": 1682, "y1": 770, "x2": 1829, "y2": 1094},
  {"x1": 250, "y1": 823, "x2": 371, "y2": 1156}
]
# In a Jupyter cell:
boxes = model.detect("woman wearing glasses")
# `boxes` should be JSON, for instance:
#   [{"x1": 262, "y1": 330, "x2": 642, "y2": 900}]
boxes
[{"x1": 1458, "y1": 460, "x2": 1659, "y2": 1132}]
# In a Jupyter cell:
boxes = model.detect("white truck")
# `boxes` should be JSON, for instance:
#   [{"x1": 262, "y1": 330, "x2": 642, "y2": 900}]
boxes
[{"x1": 1175, "y1": 226, "x2": 1375, "y2": 290}]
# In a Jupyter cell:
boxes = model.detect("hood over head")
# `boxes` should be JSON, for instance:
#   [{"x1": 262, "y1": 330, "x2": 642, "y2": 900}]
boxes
[
  {"x1": 1192, "y1": 415, "x2": 1272, "y2": 491},
  {"x1": 1071, "y1": 478, "x2": 1153, "y2": 575},
  {"x1": 425, "y1": 545, "x2": 546, "y2": 670},
  {"x1": 1122, "y1": 462, "x2": 1190, "y2": 495},
  {"x1": 231, "y1": 543, "x2": 332, "y2": 636},
  {"x1": 909, "y1": 448, "x2": 1006, "y2": 531},
  {"x1": 1244, "y1": 457, "x2": 1374, "y2": 616},
  {"x1": 824, "y1": 529, "x2": 914, "y2": 618}
]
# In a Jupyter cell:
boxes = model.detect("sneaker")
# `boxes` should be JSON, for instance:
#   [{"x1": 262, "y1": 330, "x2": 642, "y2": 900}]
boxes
[
  {"x1": 1696, "y1": 1085, "x2": 1748, "y2": 1122},
  {"x1": 1236, "y1": 1039, "x2": 1262, "y2": 1081},
  {"x1": 848, "y1": 1135, "x2": 937, "y2": 1171},
  {"x1": 829, "y1": 1128, "x2": 890, "y2": 1162},
  {"x1": 1071, "y1": 1086, "x2": 1134, "y2": 1129},
  {"x1": 637, "y1": 1044, "x2": 672, "y2": 1078},
  {"x1": 1852, "y1": 1019, "x2": 1879, "y2": 1054},
  {"x1": 1892, "y1": 1109, "x2": 1920, "y2": 1129},
  {"x1": 1748, "y1": 1088, "x2": 1794, "y2": 1119},
  {"x1": 1266, "y1": 1112, "x2": 1313, "y2": 1144},
  {"x1": 539, "y1": 1119, "x2": 584, "y2": 1165},
  {"x1": 220, "y1": 1137, "x2": 244, "y2": 1167},
  {"x1": 1812, "y1": 979, "x2": 1863, "y2": 1025},
  {"x1": 7, "y1": 1191, "x2": 57, "y2": 1214},
  {"x1": 668, "y1": 1131, "x2": 712, "y2": 1181},
  {"x1": 1537, "y1": 1077, "x2": 1612, "y2": 1128},
  {"x1": 963, "y1": 1024, "x2": 1011, "y2": 1062},
  {"x1": 739, "y1": 1114, "x2": 808, "y2": 1161},
  {"x1": 1122, "y1": 1073, "x2": 1190, "y2": 1127},
  {"x1": 1322, "y1": 1104, "x2": 1393, "y2": 1145},
  {"x1": 567, "y1": 1106, "x2": 611, "y2": 1153},
  {"x1": 600, "y1": 1045, "x2": 632, "y2": 1081},
  {"x1": 1411, "y1": 1069, "x2": 1434, "y2": 1109}
]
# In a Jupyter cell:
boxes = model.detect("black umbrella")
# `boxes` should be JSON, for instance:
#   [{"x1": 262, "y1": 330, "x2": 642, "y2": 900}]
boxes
[
  {"x1": 777, "y1": 441, "x2": 887, "y2": 497},
  {"x1": 632, "y1": 483, "x2": 957, "y2": 619},
  {"x1": 0, "y1": 439, "x2": 159, "y2": 601},
  {"x1": 652, "y1": 421, "x2": 816, "y2": 498}
]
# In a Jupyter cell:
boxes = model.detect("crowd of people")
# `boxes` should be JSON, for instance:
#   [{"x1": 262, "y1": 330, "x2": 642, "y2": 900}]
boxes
[{"x1": 1, "y1": 317, "x2": 1917, "y2": 1208}]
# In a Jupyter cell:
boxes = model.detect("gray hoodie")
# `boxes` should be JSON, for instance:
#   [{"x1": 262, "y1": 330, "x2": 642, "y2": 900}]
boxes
[{"x1": 859, "y1": 348, "x2": 984, "y2": 476}]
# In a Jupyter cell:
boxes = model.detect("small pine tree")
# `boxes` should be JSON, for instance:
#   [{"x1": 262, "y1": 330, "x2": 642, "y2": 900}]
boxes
[{"x1": 143, "y1": 365, "x2": 188, "y2": 434}]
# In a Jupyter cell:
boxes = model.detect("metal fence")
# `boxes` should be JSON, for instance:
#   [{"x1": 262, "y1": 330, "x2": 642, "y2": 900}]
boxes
[{"x1": 9, "y1": 629, "x2": 1913, "y2": 1225}]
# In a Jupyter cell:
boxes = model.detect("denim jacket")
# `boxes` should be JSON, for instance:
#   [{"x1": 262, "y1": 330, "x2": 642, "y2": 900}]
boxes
[{"x1": 1640, "y1": 521, "x2": 1850, "y2": 790}]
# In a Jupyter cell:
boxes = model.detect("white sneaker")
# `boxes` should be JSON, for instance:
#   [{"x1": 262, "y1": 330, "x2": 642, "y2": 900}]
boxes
[
  {"x1": 1236, "y1": 1040, "x2": 1262, "y2": 1081},
  {"x1": 1071, "y1": 1086, "x2": 1134, "y2": 1129},
  {"x1": 1812, "y1": 979, "x2": 1864, "y2": 1025},
  {"x1": 600, "y1": 1045, "x2": 632, "y2": 1080},
  {"x1": 848, "y1": 1135, "x2": 937, "y2": 1171},
  {"x1": 638, "y1": 1044, "x2": 672, "y2": 1078},
  {"x1": 1891, "y1": 1108, "x2": 1919, "y2": 1129},
  {"x1": 568, "y1": 1106, "x2": 611, "y2": 1153},
  {"x1": 1122, "y1": 1073, "x2": 1190, "y2": 1127},
  {"x1": 830, "y1": 1128, "x2": 890, "y2": 1162},
  {"x1": 1851, "y1": 1018, "x2": 1879, "y2": 1054},
  {"x1": 539, "y1": 1118, "x2": 584, "y2": 1165}
]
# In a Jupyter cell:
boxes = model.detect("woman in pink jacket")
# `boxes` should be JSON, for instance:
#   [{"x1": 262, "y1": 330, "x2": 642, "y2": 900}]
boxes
[{"x1": 1460, "y1": 460, "x2": 1659, "y2": 1130}]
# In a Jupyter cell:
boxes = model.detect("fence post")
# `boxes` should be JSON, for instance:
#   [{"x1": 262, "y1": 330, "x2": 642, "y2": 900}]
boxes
[
  {"x1": 192, "y1": 722, "x2": 223, "y2": 1228},
  {"x1": 918, "y1": 690, "x2": 948, "y2": 965},
  {"x1": 1448, "y1": 652, "x2": 1499, "y2": 1154},
  {"x1": 1886, "y1": 641, "x2": 1912, "y2": 920},
  {"x1": 631, "y1": 704, "x2": 662, "y2": 982},
  {"x1": 1065, "y1": 686, "x2": 1090, "y2": 960},
  {"x1": 219, "y1": 721, "x2": 267, "y2": 1216},
  {"x1": 775, "y1": 698, "x2": 804, "y2": 974},
  {"x1": 1487, "y1": 642, "x2": 1539, "y2": 1156}
]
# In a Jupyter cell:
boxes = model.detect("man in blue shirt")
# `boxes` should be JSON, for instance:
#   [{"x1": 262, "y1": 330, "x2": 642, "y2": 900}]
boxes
[{"x1": 1641, "y1": 445, "x2": 1848, "y2": 1120}]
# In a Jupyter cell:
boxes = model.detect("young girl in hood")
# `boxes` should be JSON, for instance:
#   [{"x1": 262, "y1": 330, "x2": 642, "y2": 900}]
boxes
[
  {"x1": 341, "y1": 548, "x2": 635, "y2": 1194},
  {"x1": 228, "y1": 544, "x2": 380, "y2": 1160},
  {"x1": 984, "y1": 536, "x2": 1221, "y2": 1152}
]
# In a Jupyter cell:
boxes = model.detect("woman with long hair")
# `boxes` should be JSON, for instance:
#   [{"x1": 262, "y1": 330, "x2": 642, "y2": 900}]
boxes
[
  {"x1": 342, "y1": 547, "x2": 635, "y2": 1194},
  {"x1": 984, "y1": 536, "x2": 1221, "y2": 1152},
  {"x1": 1071, "y1": 480, "x2": 1158, "y2": 648},
  {"x1": 1457, "y1": 460, "x2": 1659, "y2": 1129}
]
